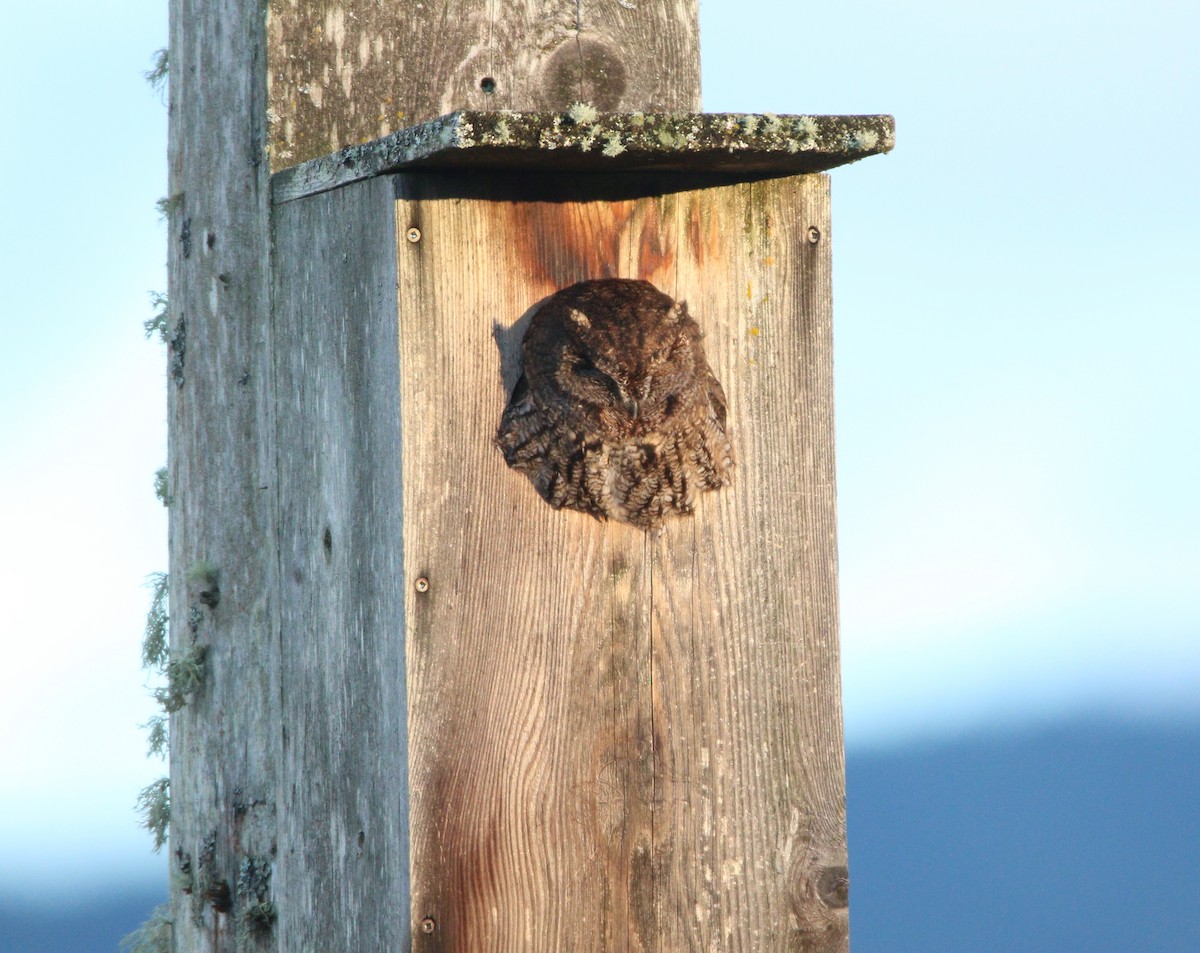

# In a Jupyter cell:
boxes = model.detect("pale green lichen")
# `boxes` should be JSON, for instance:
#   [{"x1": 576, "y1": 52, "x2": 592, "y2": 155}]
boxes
[
  {"x1": 762, "y1": 112, "x2": 782, "y2": 135},
  {"x1": 602, "y1": 133, "x2": 626, "y2": 157},
  {"x1": 142, "y1": 572, "x2": 169, "y2": 670},
  {"x1": 144, "y1": 49, "x2": 169, "y2": 97},
  {"x1": 848, "y1": 128, "x2": 880, "y2": 150},
  {"x1": 491, "y1": 118, "x2": 512, "y2": 144},
  {"x1": 144, "y1": 291, "x2": 169, "y2": 343},
  {"x1": 567, "y1": 101, "x2": 599, "y2": 125},
  {"x1": 153, "y1": 466, "x2": 171, "y2": 506},
  {"x1": 121, "y1": 903, "x2": 172, "y2": 953},
  {"x1": 144, "y1": 714, "x2": 168, "y2": 759},
  {"x1": 793, "y1": 116, "x2": 819, "y2": 139},
  {"x1": 137, "y1": 777, "x2": 170, "y2": 851},
  {"x1": 155, "y1": 194, "x2": 182, "y2": 222},
  {"x1": 154, "y1": 644, "x2": 208, "y2": 713},
  {"x1": 186, "y1": 559, "x2": 220, "y2": 608},
  {"x1": 738, "y1": 115, "x2": 760, "y2": 135}
]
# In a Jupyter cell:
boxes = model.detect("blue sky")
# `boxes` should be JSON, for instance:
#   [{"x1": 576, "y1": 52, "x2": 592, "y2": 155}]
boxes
[{"x1": 1, "y1": 0, "x2": 1196, "y2": 901}]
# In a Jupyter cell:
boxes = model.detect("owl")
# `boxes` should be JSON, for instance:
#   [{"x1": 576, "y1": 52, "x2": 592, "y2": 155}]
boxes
[{"x1": 496, "y1": 278, "x2": 734, "y2": 530}]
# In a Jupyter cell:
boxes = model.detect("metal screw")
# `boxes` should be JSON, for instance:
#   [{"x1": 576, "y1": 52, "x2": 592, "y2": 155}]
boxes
[
  {"x1": 421, "y1": 917, "x2": 436, "y2": 934},
  {"x1": 415, "y1": 577, "x2": 430, "y2": 593},
  {"x1": 807, "y1": 226, "x2": 821, "y2": 244},
  {"x1": 406, "y1": 226, "x2": 422, "y2": 243}
]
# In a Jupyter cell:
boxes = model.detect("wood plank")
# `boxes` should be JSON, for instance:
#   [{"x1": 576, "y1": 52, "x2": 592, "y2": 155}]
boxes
[
  {"x1": 271, "y1": 176, "x2": 410, "y2": 950},
  {"x1": 396, "y1": 172, "x2": 847, "y2": 952},
  {"x1": 271, "y1": 110, "x2": 896, "y2": 204},
  {"x1": 267, "y1": 0, "x2": 700, "y2": 170},
  {"x1": 166, "y1": 0, "x2": 278, "y2": 950},
  {"x1": 172, "y1": 0, "x2": 707, "y2": 949}
]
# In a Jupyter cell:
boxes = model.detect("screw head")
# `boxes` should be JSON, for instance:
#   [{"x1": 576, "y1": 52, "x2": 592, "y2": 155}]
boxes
[
  {"x1": 406, "y1": 226, "x2": 422, "y2": 243},
  {"x1": 421, "y1": 917, "x2": 436, "y2": 934},
  {"x1": 807, "y1": 226, "x2": 821, "y2": 244},
  {"x1": 415, "y1": 576, "x2": 430, "y2": 593}
]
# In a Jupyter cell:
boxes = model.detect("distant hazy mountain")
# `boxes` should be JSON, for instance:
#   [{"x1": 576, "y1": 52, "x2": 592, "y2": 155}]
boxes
[
  {"x1": 3, "y1": 718, "x2": 1196, "y2": 951},
  {"x1": 847, "y1": 719, "x2": 1200, "y2": 952},
  {"x1": 0, "y1": 889, "x2": 164, "y2": 953}
]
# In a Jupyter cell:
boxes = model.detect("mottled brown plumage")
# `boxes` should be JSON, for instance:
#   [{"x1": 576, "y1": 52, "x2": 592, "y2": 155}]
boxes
[{"x1": 496, "y1": 278, "x2": 734, "y2": 530}]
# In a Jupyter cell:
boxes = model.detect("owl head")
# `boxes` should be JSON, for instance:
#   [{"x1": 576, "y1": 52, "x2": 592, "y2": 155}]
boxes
[
  {"x1": 523, "y1": 279, "x2": 710, "y2": 437},
  {"x1": 498, "y1": 278, "x2": 733, "y2": 530}
]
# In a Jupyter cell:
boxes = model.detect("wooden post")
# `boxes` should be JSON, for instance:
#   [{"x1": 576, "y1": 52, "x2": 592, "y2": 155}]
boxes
[
  {"x1": 168, "y1": 1, "x2": 890, "y2": 951},
  {"x1": 169, "y1": 2, "x2": 700, "y2": 951}
]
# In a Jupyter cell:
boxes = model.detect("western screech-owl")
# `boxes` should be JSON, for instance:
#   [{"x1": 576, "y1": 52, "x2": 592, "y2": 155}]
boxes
[{"x1": 496, "y1": 278, "x2": 734, "y2": 530}]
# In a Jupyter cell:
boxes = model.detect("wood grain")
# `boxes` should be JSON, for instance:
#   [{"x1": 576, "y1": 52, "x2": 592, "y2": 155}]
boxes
[
  {"x1": 266, "y1": 0, "x2": 700, "y2": 170},
  {"x1": 166, "y1": 0, "x2": 279, "y2": 949},
  {"x1": 396, "y1": 172, "x2": 847, "y2": 952},
  {"x1": 272, "y1": 176, "x2": 411, "y2": 951}
]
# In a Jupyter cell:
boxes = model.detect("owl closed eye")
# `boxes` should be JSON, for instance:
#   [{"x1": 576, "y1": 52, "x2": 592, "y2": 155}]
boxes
[{"x1": 496, "y1": 278, "x2": 734, "y2": 530}]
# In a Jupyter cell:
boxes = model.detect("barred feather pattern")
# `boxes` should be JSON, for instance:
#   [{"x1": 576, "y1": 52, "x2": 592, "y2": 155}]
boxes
[{"x1": 496, "y1": 279, "x2": 734, "y2": 531}]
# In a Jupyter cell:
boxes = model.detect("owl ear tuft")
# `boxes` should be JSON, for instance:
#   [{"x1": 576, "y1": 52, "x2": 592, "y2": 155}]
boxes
[{"x1": 567, "y1": 308, "x2": 591, "y2": 329}]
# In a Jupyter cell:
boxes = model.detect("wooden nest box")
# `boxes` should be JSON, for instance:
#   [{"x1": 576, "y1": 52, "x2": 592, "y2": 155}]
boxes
[{"x1": 264, "y1": 109, "x2": 891, "y2": 950}]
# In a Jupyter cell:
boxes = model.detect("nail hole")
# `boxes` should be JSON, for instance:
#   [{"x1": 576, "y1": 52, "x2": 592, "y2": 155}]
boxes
[
  {"x1": 322, "y1": 526, "x2": 333, "y2": 560},
  {"x1": 480, "y1": 76, "x2": 497, "y2": 94}
]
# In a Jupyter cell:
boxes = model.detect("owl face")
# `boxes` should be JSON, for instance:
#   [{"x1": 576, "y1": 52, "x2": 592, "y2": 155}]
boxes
[
  {"x1": 534, "y1": 294, "x2": 698, "y2": 437},
  {"x1": 497, "y1": 278, "x2": 733, "y2": 530}
]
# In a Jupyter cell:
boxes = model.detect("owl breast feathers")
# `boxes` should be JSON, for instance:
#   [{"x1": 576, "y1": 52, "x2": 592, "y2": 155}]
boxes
[{"x1": 496, "y1": 278, "x2": 734, "y2": 531}]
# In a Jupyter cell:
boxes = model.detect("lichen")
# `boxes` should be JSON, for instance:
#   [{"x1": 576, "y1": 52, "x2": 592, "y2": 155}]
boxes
[
  {"x1": 793, "y1": 116, "x2": 819, "y2": 139},
  {"x1": 238, "y1": 901, "x2": 278, "y2": 941},
  {"x1": 186, "y1": 559, "x2": 220, "y2": 608},
  {"x1": 120, "y1": 903, "x2": 172, "y2": 953},
  {"x1": 153, "y1": 466, "x2": 171, "y2": 506},
  {"x1": 847, "y1": 128, "x2": 880, "y2": 151},
  {"x1": 144, "y1": 714, "x2": 168, "y2": 759},
  {"x1": 155, "y1": 194, "x2": 183, "y2": 222},
  {"x1": 154, "y1": 644, "x2": 208, "y2": 713},
  {"x1": 144, "y1": 291, "x2": 169, "y2": 343},
  {"x1": 602, "y1": 133, "x2": 626, "y2": 157},
  {"x1": 142, "y1": 572, "x2": 169, "y2": 670},
  {"x1": 236, "y1": 855, "x2": 277, "y2": 941},
  {"x1": 136, "y1": 777, "x2": 170, "y2": 851},
  {"x1": 566, "y1": 101, "x2": 599, "y2": 126},
  {"x1": 172, "y1": 849, "x2": 195, "y2": 895},
  {"x1": 144, "y1": 49, "x2": 169, "y2": 98}
]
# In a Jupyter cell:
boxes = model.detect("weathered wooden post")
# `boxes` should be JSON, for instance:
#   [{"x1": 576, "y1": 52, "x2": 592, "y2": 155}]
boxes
[{"x1": 166, "y1": 2, "x2": 891, "y2": 952}]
